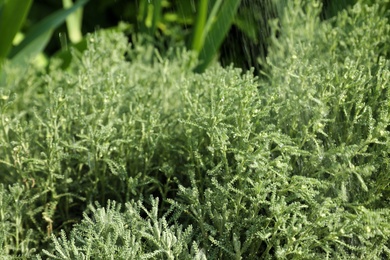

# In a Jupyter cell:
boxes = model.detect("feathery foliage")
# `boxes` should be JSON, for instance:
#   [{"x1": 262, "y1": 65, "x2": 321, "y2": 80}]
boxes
[{"x1": 0, "y1": 0, "x2": 389, "y2": 258}]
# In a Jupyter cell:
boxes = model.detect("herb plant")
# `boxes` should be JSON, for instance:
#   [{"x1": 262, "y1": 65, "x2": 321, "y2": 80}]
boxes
[{"x1": 0, "y1": 0, "x2": 389, "y2": 259}]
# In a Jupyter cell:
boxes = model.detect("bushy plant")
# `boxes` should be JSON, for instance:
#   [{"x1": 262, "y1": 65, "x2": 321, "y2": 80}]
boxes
[
  {"x1": 0, "y1": 0, "x2": 389, "y2": 258},
  {"x1": 40, "y1": 198, "x2": 196, "y2": 259}
]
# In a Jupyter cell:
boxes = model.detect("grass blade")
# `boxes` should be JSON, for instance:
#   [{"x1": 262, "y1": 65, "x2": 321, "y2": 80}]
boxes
[
  {"x1": 150, "y1": 0, "x2": 162, "y2": 36},
  {"x1": 138, "y1": 0, "x2": 163, "y2": 36},
  {"x1": 191, "y1": 0, "x2": 208, "y2": 53}
]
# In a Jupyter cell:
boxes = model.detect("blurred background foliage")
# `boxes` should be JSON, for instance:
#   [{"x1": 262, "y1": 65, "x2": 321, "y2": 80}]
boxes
[{"x1": 3, "y1": 0, "x2": 388, "y2": 74}]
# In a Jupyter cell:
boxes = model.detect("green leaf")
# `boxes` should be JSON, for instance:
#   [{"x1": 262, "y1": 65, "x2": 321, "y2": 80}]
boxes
[
  {"x1": 62, "y1": 0, "x2": 84, "y2": 43},
  {"x1": 195, "y1": 0, "x2": 241, "y2": 73},
  {"x1": 191, "y1": 0, "x2": 209, "y2": 53},
  {"x1": 0, "y1": 0, "x2": 32, "y2": 63},
  {"x1": 138, "y1": 0, "x2": 163, "y2": 36},
  {"x1": 233, "y1": 15, "x2": 258, "y2": 42},
  {"x1": 8, "y1": 0, "x2": 89, "y2": 64},
  {"x1": 150, "y1": 0, "x2": 162, "y2": 36}
]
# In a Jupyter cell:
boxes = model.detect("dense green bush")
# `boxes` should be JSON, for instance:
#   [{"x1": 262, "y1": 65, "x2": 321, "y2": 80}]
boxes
[{"x1": 0, "y1": 0, "x2": 389, "y2": 258}]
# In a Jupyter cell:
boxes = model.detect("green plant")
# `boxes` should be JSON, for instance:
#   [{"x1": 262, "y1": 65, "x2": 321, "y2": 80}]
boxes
[
  {"x1": 0, "y1": 0, "x2": 88, "y2": 72},
  {"x1": 125, "y1": 0, "x2": 242, "y2": 72},
  {"x1": 0, "y1": 0, "x2": 32, "y2": 68},
  {"x1": 41, "y1": 198, "x2": 196, "y2": 260},
  {"x1": 0, "y1": 0, "x2": 389, "y2": 258},
  {"x1": 0, "y1": 183, "x2": 43, "y2": 258},
  {"x1": 62, "y1": 0, "x2": 84, "y2": 44},
  {"x1": 191, "y1": 0, "x2": 241, "y2": 73}
]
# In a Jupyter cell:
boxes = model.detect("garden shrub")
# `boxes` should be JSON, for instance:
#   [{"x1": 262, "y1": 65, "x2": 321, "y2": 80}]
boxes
[{"x1": 0, "y1": 0, "x2": 389, "y2": 259}]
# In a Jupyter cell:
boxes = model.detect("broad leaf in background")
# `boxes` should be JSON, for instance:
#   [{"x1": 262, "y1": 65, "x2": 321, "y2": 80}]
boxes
[
  {"x1": 0, "y1": 0, "x2": 32, "y2": 69},
  {"x1": 62, "y1": 0, "x2": 85, "y2": 43},
  {"x1": 8, "y1": 0, "x2": 89, "y2": 65},
  {"x1": 192, "y1": 0, "x2": 241, "y2": 73}
]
